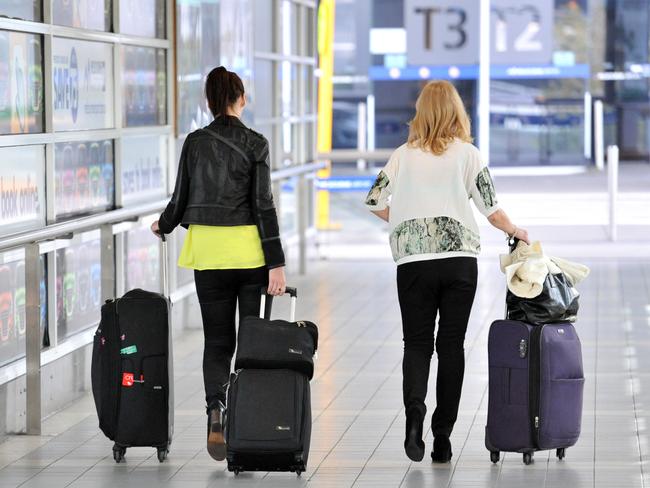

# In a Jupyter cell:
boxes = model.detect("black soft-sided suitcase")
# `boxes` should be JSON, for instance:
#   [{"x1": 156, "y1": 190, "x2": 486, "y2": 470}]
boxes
[
  {"x1": 235, "y1": 287, "x2": 318, "y2": 379},
  {"x1": 91, "y1": 236, "x2": 174, "y2": 463},
  {"x1": 226, "y1": 288, "x2": 313, "y2": 476}
]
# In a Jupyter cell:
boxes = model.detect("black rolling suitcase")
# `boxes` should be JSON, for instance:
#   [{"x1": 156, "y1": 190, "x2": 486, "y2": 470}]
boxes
[
  {"x1": 91, "y1": 235, "x2": 174, "y2": 463},
  {"x1": 226, "y1": 287, "x2": 316, "y2": 476}
]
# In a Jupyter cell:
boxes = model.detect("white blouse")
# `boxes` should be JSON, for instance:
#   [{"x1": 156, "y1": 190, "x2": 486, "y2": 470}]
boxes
[{"x1": 365, "y1": 139, "x2": 499, "y2": 265}]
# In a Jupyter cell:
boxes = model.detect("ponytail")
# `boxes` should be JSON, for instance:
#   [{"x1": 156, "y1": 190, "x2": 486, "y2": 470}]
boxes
[{"x1": 205, "y1": 66, "x2": 245, "y2": 118}]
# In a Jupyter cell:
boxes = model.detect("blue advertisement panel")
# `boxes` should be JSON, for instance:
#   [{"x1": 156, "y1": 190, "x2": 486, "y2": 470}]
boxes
[
  {"x1": 122, "y1": 46, "x2": 166, "y2": 127},
  {"x1": 54, "y1": 139, "x2": 114, "y2": 220},
  {"x1": 55, "y1": 231, "x2": 101, "y2": 341},
  {"x1": 0, "y1": 30, "x2": 43, "y2": 135},
  {"x1": 52, "y1": 37, "x2": 114, "y2": 131}
]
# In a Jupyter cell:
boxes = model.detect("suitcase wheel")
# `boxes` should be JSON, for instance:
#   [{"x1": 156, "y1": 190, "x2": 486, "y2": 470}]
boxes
[
  {"x1": 490, "y1": 451, "x2": 500, "y2": 464},
  {"x1": 113, "y1": 445, "x2": 126, "y2": 463},
  {"x1": 157, "y1": 447, "x2": 168, "y2": 463},
  {"x1": 523, "y1": 452, "x2": 533, "y2": 465},
  {"x1": 556, "y1": 448, "x2": 565, "y2": 460},
  {"x1": 233, "y1": 469, "x2": 241, "y2": 476}
]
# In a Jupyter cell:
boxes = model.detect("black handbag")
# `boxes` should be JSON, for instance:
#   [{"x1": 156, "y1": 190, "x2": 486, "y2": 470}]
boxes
[{"x1": 506, "y1": 270, "x2": 580, "y2": 325}]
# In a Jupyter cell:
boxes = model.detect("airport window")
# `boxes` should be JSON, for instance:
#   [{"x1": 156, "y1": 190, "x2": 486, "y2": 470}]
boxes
[
  {"x1": 0, "y1": 251, "x2": 47, "y2": 368},
  {"x1": 52, "y1": 0, "x2": 111, "y2": 32},
  {"x1": 0, "y1": 145, "x2": 46, "y2": 236},
  {"x1": 119, "y1": 0, "x2": 165, "y2": 39},
  {"x1": 121, "y1": 45, "x2": 166, "y2": 127},
  {"x1": 52, "y1": 38, "x2": 114, "y2": 131},
  {"x1": 120, "y1": 135, "x2": 167, "y2": 206},
  {"x1": 0, "y1": 30, "x2": 44, "y2": 135},
  {"x1": 0, "y1": 0, "x2": 41, "y2": 22},
  {"x1": 53, "y1": 139, "x2": 114, "y2": 220},
  {"x1": 55, "y1": 231, "x2": 101, "y2": 341}
]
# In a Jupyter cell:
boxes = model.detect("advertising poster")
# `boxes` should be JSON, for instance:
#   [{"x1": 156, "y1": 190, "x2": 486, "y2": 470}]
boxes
[
  {"x1": 0, "y1": 145, "x2": 45, "y2": 236},
  {"x1": 119, "y1": 0, "x2": 165, "y2": 38},
  {"x1": 121, "y1": 135, "x2": 167, "y2": 205},
  {"x1": 176, "y1": 0, "x2": 220, "y2": 134},
  {"x1": 52, "y1": 37, "x2": 114, "y2": 131},
  {"x1": 0, "y1": 251, "x2": 47, "y2": 368},
  {"x1": 55, "y1": 232, "x2": 101, "y2": 341},
  {"x1": 0, "y1": 30, "x2": 43, "y2": 135},
  {"x1": 54, "y1": 139, "x2": 114, "y2": 220},
  {"x1": 0, "y1": 1, "x2": 41, "y2": 21},
  {"x1": 124, "y1": 226, "x2": 160, "y2": 293},
  {"x1": 122, "y1": 46, "x2": 166, "y2": 127},
  {"x1": 52, "y1": 0, "x2": 110, "y2": 32}
]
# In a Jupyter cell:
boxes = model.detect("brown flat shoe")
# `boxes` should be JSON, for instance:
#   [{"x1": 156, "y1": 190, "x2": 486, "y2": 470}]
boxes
[{"x1": 207, "y1": 406, "x2": 226, "y2": 461}]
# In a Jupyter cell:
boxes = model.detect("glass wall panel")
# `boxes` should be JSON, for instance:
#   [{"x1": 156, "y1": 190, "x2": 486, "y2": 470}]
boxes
[
  {"x1": 55, "y1": 231, "x2": 101, "y2": 340},
  {"x1": 253, "y1": 0, "x2": 272, "y2": 52},
  {"x1": 0, "y1": 1, "x2": 41, "y2": 22},
  {"x1": 0, "y1": 250, "x2": 47, "y2": 368},
  {"x1": 124, "y1": 225, "x2": 160, "y2": 292},
  {"x1": 119, "y1": 0, "x2": 165, "y2": 39},
  {"x1": 121, "y1": 45, "x2": 166, "y2": 127},
  {"x1": 253, "y1": 59, "x2": 273, "y2": 121},
  {"x1": 52, "y1": 38, "x2": 114, "y2": 131},
  {"x1": 52, "y1": 0, "x2": 111, "y2": 31},
  {"x1": 280, "y1": 176, "x2": 297, "y2": 235},
  {"x1": 176, "y1": 0, "x2": 220, "y2": 134},
  {"x1": 0, "y1": 30, "x2": 43, "y2": 135},
  {"x1": 0, "y1": 145, "x2": 45, "y2": 236},
  {"x1": 54, "y1": 139, "x2": 114, "y2": 220},
  {"x1": 121, "y1": 135, "x2": 167, "y2": 205}
]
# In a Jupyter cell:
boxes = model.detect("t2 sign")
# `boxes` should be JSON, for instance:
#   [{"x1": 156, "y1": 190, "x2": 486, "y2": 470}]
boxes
[
  {"x1": 405, "y1": 0, "x2": 479, "y2": 66},
  {"x1": 491, "y1": 0, "x2": 553, "y2": 64}
]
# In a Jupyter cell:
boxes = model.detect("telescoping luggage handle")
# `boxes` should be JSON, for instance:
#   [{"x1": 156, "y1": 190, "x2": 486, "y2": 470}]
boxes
[
  {"x1": 160, "y1": 234, "x2": 170, "y2": 298},
  {"x1": 259, "y1": 286, "x2": 298, "y2": 322},
  {"x1": 504, "y1": 236, "x2": 520, "y2": 319}
]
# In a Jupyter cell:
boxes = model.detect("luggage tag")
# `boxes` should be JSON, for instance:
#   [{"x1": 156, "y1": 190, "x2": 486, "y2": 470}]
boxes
[{"x1": 122, "y1": 372, "x2": 145, "y2": 387}]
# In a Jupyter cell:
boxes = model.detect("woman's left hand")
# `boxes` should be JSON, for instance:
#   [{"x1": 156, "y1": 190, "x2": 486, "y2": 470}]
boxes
[
  {"x1": 151, "y1": 220, "x2": 161, "y2": 237},
  {"x1": 268, "y1": 266, "x2": 286, "y2": 296}
]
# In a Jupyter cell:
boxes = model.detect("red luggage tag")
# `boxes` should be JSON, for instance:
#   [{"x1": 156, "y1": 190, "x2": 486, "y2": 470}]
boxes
[{"x1": 122, "y1": 372, "x2": 134, "y2": 387}]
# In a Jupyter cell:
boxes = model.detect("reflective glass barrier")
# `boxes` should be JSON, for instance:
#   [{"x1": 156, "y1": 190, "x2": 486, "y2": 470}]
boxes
[
  {"x1": 52, "y1": 0, "x2": 111, "y2": 32},
  {"x1": 52, "y1": 37, "x2": 114, "y2": 131},
  {"x1": 54, "y1": 139, "x2": 114, "y2": 220},
  {"x1": 121, "y1": 135, "x2": 167, "y2": 205},
  {"x1": 0, "y1": 250, "x2": 47, "y2": 368},
  {"x1": 0, "y1": 0, "x2": 41, "y2": 22},
  {"x1": 0, "y1": 30, "x2": 43, "y2": 135},
  {"x1": 119, "y1": 0, "x2": 165, "y2": 39},
  {"x1": 55, "y1": 231, "x2": 101, "y2": 341},
  {"x1": 121, "y1": 45, "x2": 166, "y2": 127},
  {"x1": 0, "y1": 145, "x2": 45, "y2": 236},
  {"x1": 124, "y1": 225, "x2": 160, "y2": 293}
]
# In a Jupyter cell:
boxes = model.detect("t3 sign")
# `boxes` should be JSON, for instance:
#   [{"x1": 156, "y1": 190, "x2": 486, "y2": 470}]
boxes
[{"x1": 405, "y1": 0, "x2": 553, "y2": 66}]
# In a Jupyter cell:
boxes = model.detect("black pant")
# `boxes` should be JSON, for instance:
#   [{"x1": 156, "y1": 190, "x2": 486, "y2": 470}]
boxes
[
  {"x1": 194, "y1": 267, "x2": 271, "y2": 409},
  {"x1": 397, "y1": 257, "x2": 477, "y2": 437}
]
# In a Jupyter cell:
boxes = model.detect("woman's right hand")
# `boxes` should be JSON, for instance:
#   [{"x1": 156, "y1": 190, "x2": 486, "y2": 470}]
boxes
[
  {"x1": 267, "y1": 266, "x2": 287, "y2": 296},
  {"x1": 513, "y1": 227, "x2": 530, "y2": 245}
]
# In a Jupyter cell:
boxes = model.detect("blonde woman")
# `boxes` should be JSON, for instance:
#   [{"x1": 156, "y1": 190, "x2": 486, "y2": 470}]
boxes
[{"x1": 365, "y1": 81, "x2": 529, "y2": 463}]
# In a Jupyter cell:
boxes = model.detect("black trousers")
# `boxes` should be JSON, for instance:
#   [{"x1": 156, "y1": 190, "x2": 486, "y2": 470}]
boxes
[
  {"x1": 397, "y1": 257, "x2": 478, "y2": 437},
  {"x1": 194, "y1": 267, "x2": 271, "y2": 409}
]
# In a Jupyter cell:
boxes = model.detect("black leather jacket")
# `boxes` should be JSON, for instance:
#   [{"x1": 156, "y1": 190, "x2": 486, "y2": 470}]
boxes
[{"x1": 158, "y1": 116, "x2": 285, "y2": 268}]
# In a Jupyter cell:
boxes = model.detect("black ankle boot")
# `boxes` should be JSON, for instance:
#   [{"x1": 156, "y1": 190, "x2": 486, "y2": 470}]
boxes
[
  {"x1": 431, "y1": 435, "x2": 452, "y2": 463},
  {"x1": 404, "y1": 410, "x2": 425, "y2": 462},
  {"x1": 206, "y1": 401, "x2": 227, "y2": 461}
]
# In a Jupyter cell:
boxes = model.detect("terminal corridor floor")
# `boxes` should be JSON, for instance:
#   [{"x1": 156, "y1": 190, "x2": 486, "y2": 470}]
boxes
[{"x1": 0, "y1": 256, "x2": 649, "y2": 488}]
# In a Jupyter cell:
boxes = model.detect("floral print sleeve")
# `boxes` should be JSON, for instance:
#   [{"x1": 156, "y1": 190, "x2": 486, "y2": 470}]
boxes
[
  {"x1": 365, "y1": 150, "x2": 398, "y2": 211},
  {"x1": 468, "y1": 150, "x2": 499, "y2": 217}
]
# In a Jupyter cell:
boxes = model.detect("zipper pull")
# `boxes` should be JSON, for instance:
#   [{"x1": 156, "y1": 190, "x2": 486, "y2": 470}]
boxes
[{"x1": 534, "y1": 416, "x2": 539, "y2": 428}]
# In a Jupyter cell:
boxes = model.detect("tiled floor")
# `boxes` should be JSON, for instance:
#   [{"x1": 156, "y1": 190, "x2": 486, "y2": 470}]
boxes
[{"x1": 0, "y1": 252, "x2": 648, "y2": 487}]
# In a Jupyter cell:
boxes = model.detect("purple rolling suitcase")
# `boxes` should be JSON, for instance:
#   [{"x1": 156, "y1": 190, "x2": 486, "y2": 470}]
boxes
[
  {"x1": 485, "y1": 239, "x2": 584, "y2": 465},
  {"x1": 485, "y1": 321, "x2": 584, "y2": 464}
]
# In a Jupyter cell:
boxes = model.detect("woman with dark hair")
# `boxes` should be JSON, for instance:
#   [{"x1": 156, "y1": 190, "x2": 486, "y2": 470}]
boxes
[{"x1": 151, "y1": 66, "x2": 286, "y2": 461}]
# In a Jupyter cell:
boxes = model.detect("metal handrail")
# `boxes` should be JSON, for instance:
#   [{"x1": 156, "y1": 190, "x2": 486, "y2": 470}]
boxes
[{"x1": 0, "y1": 162, "x2": 324, "y2": 253}]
